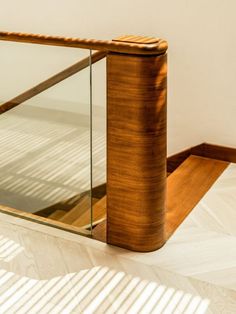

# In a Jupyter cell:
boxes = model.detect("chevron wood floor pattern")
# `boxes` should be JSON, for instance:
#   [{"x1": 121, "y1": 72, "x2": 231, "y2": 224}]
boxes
[{"x1": 0, "y1": 164, "x2": 235, "y2": 312}]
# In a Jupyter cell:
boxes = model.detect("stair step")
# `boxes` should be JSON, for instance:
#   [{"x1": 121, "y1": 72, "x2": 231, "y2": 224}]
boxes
[
  {"x1": 48, "y1": 210, "x2": 66, "y2": 220},
  {"x1": 35, "y1": 183, "x2": 105, "y2": 219},
  {"x1": 165, "y1": 155, "x2": 229, "y2": 238},
  {"x1": 59, "y1": 194, "x2": 90, "y2": 224},
  {"x1": 72, "y1": 196, "x2": 106, "y2": 228},
  {"x1": 34, "y1": 193, "x2": 85, "y2": 218},
  {"x1": 59, "y1": 195, "x2": 100, "y2": 225}
]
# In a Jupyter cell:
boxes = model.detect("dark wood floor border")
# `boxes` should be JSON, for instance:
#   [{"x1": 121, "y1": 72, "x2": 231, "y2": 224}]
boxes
[{"x1": 192, "y1": 143, "x2": 236, "y2": 164}]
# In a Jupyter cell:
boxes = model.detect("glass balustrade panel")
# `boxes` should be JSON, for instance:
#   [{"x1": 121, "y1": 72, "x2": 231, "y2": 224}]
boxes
[
  {"x1": 90, "y1": 50, "x2": 107, "y2": 233},
  {"x1": 0, "y1": 42, "x2": 92, "y2": 235}
]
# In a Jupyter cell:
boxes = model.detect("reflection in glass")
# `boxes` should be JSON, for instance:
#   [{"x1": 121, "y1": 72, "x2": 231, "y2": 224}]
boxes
[{"x1": 0, "y1": 43, "x2": 93, "y2": 235}]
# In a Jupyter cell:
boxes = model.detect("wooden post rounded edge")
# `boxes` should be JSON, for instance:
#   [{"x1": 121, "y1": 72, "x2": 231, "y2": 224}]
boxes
[{"x1": 106, "y1": 36, "x2": 168, "y2": 252}]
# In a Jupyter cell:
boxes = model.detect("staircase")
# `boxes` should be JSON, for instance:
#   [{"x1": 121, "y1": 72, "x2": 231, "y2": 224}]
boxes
[
  {"x1": 34, "y1": 153, "x2": 229, "y2": 243},
  {"x1": 35, "y1": 192, "x2": 106, "y2": 231},
  {"x1": 0, "y1": 30, "x2": 235, "y2": 252}
]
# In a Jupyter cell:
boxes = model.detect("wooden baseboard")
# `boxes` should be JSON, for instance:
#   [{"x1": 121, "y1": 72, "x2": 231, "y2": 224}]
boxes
[
  {"x1": 192, "y1": 143, "x2": 236, "y2": 163},
  {"x1": 167, "y1": 143, "x2": 236, "y2": 173}
]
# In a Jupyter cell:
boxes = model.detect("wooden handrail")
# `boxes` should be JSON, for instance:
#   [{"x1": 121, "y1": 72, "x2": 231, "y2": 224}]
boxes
[
  {"x1": 0, "y1": 50, "x2": 106, "y2": 114},
  {"x1": 0, "y1": 31, "x2": 167, "y2": 55}
]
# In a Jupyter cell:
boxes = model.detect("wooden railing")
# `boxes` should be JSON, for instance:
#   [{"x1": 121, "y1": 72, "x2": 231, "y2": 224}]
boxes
[{"x1": 0, "y1": 31, "x2": 168, "y2": 252}]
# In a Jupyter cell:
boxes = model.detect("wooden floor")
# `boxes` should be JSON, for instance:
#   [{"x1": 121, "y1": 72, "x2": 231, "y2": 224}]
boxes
[
  {"x1": 0, "y1": 100, "x2": 230, "y2": 245},
  {"x1": 0, "y1": 161, "x2": 235, "y2": 312},
  {"x1": 0, "y1": 154, "x2": 230, "y2": 250}
]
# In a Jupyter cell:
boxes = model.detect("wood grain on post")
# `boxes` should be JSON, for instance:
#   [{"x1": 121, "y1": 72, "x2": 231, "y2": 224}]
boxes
[{"x1": 107, "y1": 36, "x2": 168, "y2": 252}]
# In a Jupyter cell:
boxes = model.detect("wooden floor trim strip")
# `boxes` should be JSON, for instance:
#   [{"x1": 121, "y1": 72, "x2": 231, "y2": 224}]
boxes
[{"x1": 165, "y1": 155, "x2": 229, "y2": 239}]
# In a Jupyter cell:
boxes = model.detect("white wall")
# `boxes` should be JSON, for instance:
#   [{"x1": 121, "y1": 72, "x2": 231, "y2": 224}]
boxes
[{"x1": 0, "y1": 0, "x2": 236, "y2": 155}]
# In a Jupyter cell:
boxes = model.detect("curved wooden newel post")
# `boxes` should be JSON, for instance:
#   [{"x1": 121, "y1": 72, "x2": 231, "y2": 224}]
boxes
[{"x1": 107, "y1": 36, "x2": 168, "y2": 252}]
